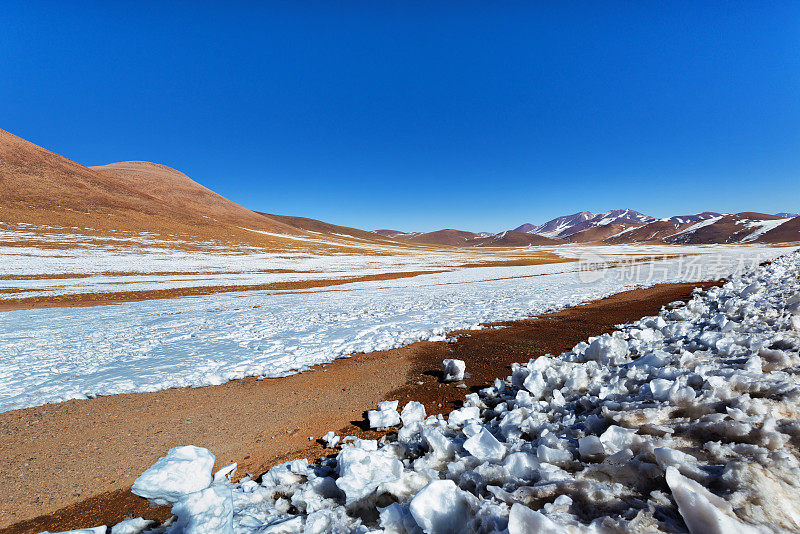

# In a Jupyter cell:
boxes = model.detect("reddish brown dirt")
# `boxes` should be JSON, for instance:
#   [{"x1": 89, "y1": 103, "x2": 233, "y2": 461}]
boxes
[{"x1": 0, "y1": 280, "x2": 721, "y2": 534}]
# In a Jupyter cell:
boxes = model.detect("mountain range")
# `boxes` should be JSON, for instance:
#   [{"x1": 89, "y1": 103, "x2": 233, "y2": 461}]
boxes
[
  {"x1": 376, "y1": 209, "x2": 799, "y2": 246},
  {"x1": 1, "y1": 127, "x2": 798, "y2": 248}
]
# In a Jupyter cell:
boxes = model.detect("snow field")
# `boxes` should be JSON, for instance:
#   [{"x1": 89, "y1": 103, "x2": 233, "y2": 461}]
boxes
[
  {"x1": 1, "y1": 246, "x2": 790, "y2": 412},
  {"x1": 58, "y1": 250, "x2": 800, "y2": 533}
]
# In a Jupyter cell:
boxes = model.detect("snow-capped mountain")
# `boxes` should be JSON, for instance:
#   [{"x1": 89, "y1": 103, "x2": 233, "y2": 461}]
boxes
[
  {"x1": 515, "y1": 209, "x2": 654, "y2": 239},
  {"x1": 776, "y1": 212, "x2": 800, "y2": 218}
]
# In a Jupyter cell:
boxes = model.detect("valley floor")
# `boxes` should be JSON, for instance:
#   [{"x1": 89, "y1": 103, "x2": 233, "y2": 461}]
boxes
[
  {"x1": 0, "y1": 281, "x2": 717, "y2": 533},
  {"x1": 0, "y1": 230, "x2": 795, "y2": 532},
  {"x1": 0, "y1": 240, "x2": 791, "y2": 413}
]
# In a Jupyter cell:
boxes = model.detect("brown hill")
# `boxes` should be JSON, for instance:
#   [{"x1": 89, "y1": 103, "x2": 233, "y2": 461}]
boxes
[
  {"x1": 666, "y1": 213, "x2": 784, "y2": 245},
  {"x1": 373, "y1": 229, "x2": 409, "y2": 237},
  {"x1": 567, "y1": 223, "x2": 641, "y2": 243},
  {"x1": 398, "y1": 229, "x2": 479, "y2": 246},
  {"x1": 757, "y1": 217, "x2": 800, "y2": 244},
  {"x1": 260, "y1": 213, "x2": 395, "y2": 242},
  {"x1": 603, "y1": 221, "x2": 692, "y2": 244},
  {"x1": 0, "y1": 128, "x2": 297, "y2": 240}
]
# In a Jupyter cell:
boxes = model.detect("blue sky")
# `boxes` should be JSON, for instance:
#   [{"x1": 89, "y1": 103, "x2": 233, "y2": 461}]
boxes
[{"x1": 2, "y1": 2, "x2": 798, "y2": 232}]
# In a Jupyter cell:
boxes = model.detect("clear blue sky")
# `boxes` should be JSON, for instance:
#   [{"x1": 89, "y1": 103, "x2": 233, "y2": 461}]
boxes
[{"x1": 2, "y1": 1, "x2": 798, "y2": 232}]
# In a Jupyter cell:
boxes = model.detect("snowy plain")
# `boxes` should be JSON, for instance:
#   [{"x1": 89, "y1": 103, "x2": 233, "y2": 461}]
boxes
[
  {"x1": 58, "y1": 248, "x2": 800, "y2": 534},
  {"x1": 0, "y1": 244, "x2": 792, "y2": 412}
]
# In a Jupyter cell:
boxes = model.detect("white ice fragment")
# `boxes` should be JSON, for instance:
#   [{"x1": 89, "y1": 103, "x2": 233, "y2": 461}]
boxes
[
  {"x1": 422, "y1": 428, "x2": 456, "y2": 460},
  {"x1": 463, "y1": 428, "x2": 506, "y2": 462},
  {"x1": 378, "y1": 400, "x2": 400, "y2": 412},
  {"x1": 665, "y1": 466, "x2": 764, "y2": 534},
  {"x1": 599, "y1": 425, "x2": 638, "y2": 454},
  {"x1": 336, "y1": 446, "x2": 403, "y2": 504},
  {"x1": 110, "y1": 517, "x2": 155, "y2": 534},
  {"x1": 508, "y1": 503, "x2": 562, "y2": 534},
  {"x1": 669, "y1": 385, "x2": 697, "y2": 403},
  {"x1": 368, "y1": 409, "x2": 401, "y2": 428},
  {"x1": 380, "y1": 502, "x2": 418, "y2": 533},
  {"x1": 502, "y1": 451, "x2": 539, "y2": 480},
  {"x1": 649, "y1": 378, "x2": 673, "y2": 401},
  {"x1": 131, "y1": 446, "x2": 215, "y2": 505},
  {"x1": 442, "y1": 359, "x2": 466, "y2": 382},
  {"x1": 261, "y1": 458, "x2": 309, "y2": 487},
  {"x1": 448, "y1": 406, "x2": 480, "y2": 427},
  {"x1": 585, "y1": 334, "x2": 628, "y2": 364},
  {"x1": 740, "y1": 282, "x2": 761, "y2": 298},
  {"x1": 536, "y1": 444, "x2": 572, "y2": 466},
  {"x1": 172, "y1": 485, "x2": 234, "y2": 534},
  {"x1": 212, "y1": 462, "x2": 237, "y2": 484},
  {"x1": 345, "y1": 437, "x2": 378, "y2": 450},
  {"x1": 322, "y1": 431, "x2": 341, "y2": 448},
  {"x1": 578, "y1": 436, "x2": 604, "y2": 458},
  {"x1": 401, "y1": 401, "x2": 426, "y2": 426},
  {"x1": 631, "y1": 351, "x2": 668, "y2": 368},
  {"x1": 522, "y1": 370, "x2": 546, "y2": 399},
  {"x1": 368, "y1": 400, "x2": 402, "y2": 429},
  {"x1": 409, "y1": 480, "x2": 472, "y2": 534}
]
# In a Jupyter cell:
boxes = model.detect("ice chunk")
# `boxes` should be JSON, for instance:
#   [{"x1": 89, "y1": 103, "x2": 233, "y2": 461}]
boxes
[
  {"x1": 172, "y1": 485, "x2": 234, "y2": 534},
  {"x1": 378, "y1": 400, "x2": 399, "y2": 412},
  {"x1": 131, "y1": 446, "x2": 215, "y2": 505},
  {"x1": 336, "y1": 446, "x2": 403, "y2": 503},
  {"x1": 422, "y1": 427, "x2": 455, "y2": 460},
  {"x1": 522, "y1": 370, "x2": 546, "y2": 399},
  {"x1": 740, "y1": 282, "x2": 761, "y2": 298},
  {"x1": 585, "y1": 334, "x2": 628, "y2": 364},
  {"x1": 409, "y1": 480, "x2": 472, "y2": 534},
  {"x1": 261, "y1": 458, "x2": 309, "y2": 487},
  {"x1": 212, "y1": 462, "x2": 237, "y2": 484},
  {"x1": 342, "y1": 436, "x2": 378, "y2": 450},
  {"x1": 368, "y1": 400, "x2": 402, "y2": 429},
  {"x1": 508, "y1": 503, "x2": 562, "y2": 534},
  {"x1": 368, "y1": 409, "x2": 401, "y2": 428},
  {"x1": 401, "y1": 401, "x2": 426, "y2": 426},
  {"x1": 536, "y1": 444, "x2": 572, "y2": 466},
  {"x1": 578, "y1": 436, "x2": 604, "y2": 458},
  {"x1": 463, "y1": 428, "x2": 506, "y2": 462},
  {"x1": 380, "y1": 502, "x2": 419, "y2": 533},
  {"x1": 442, "y1": 359, "x2": 466, "y2": 382},
  {"x1": 649, "y1": 379, "x2": 673, "y2": 401},
  {"x1": 322, "y1": 431, "x2": 341, "y2": 448},
  {"x1": 599, "y1": 425, "x2": 638, "y2": 454},
  {"x1": 448, "y1": 406, "x2": 480, "y2": 427},
  {"x1": 665, "y1": 466, "x2": 762, "y2": 534},
  {"x1": 110, "y1": 517, "x2": 155, "y2": 534},
  {"x1": 503, "y1": 451, "x2": 539, "y2": 480}
]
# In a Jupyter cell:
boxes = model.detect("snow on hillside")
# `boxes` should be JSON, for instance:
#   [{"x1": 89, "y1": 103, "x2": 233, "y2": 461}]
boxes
[
  {"x1": 738, "y1": 218, "x2": 791, "y2": 243},
  {"x1": 664, "y1": 212, "x2": 723, "y2": 224},
  {"x1": 75, "y1": 250, "x2": 800, "y2": 533},
  {"x1": 0, "y1": 245, "x2": 791, "y2": 412},
  {"x1": 518, "y1": 210, "x2": 654, "y2": 239},
  {"x1": 667, "y1": 216, "x2": 725, "y2": 243}
]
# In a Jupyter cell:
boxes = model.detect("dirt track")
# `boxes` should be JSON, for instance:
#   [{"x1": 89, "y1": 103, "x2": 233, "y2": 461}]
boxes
[{"x1": 0, "y1": 280, "x2": 721, "y2": 533}]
